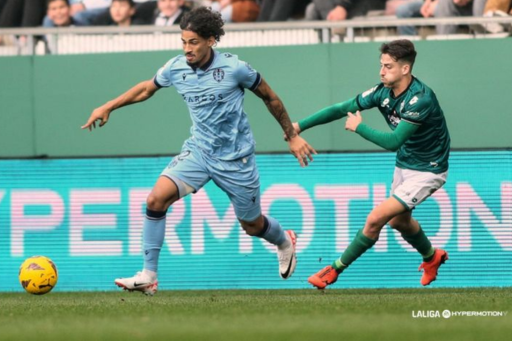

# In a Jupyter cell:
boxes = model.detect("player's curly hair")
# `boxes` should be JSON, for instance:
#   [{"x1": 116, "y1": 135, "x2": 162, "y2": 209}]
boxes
[
  {"x1": 180, "y1": 7, "x2": 225, "y2": 42},
  {"x1": 380, "y1": 40, "x2": 417, "y2": 70}
]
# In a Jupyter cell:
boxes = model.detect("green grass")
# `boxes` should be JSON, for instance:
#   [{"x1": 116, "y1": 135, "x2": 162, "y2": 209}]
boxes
[{"x1": 1, "y1": 288, "x2": 511, "y2": 341}]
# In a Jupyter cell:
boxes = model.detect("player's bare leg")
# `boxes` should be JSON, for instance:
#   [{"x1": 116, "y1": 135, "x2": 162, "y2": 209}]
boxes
[
  {"x1": 115, "y1": 176, "x2": 180, "y2": 295},
  {"x1": 390, "y1": 212, "x2": 448, "y2": 286},
  {"x1": 309, "y1": 197, "x2": 406, "y2": 289},
  {"x1": 240, "y1": 215, "x2": 297, "y2": 279}
]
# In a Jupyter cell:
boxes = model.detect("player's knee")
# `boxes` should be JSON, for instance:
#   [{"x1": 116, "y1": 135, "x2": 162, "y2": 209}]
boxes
[
  {"x1": 240, "y1": 220, "x2": 263, "y2": 236},
  {"x1": 146, "y1": 193, "x2": 166, "y2": 211},
  {"x1": 366, "y1": 211, "x2": 387, "y2": 231}
]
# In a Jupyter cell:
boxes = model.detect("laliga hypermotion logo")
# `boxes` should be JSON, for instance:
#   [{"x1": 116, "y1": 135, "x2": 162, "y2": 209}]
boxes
[{"x1": 412, "y1": 309, "x2": 508, "y2": 318}]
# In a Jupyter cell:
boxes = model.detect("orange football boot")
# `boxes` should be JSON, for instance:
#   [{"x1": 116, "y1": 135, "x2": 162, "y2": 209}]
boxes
[
  {"x1": 308, "y1": 265, "x2": 339, "y2": 289},
  {"x1": 418, "y1": 249, "x2": 449, "y2": 286}
]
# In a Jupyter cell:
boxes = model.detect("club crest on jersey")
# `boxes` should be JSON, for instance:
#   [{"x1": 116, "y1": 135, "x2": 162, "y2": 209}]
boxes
[{"x1": 213, "y1": 68, "x2": 225, "y2": 82}]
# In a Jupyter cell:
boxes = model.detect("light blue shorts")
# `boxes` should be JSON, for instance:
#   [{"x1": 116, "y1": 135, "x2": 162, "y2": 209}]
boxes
[{"x1": 161, "y1": 140, "x2": 261, "y2": 222}]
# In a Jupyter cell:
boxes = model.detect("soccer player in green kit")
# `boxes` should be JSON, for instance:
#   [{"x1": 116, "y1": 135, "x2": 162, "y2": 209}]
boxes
[{"x1": 295, "y1": 39, "x2": 450, "y2": 289}]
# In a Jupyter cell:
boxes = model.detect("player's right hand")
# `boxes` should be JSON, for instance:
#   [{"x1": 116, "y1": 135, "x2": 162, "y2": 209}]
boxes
[
  {"x1": 81, "y1": 106, "x2": 111, "y2": 131},
  {"x1": 284, "y1": 122, "x2": 302, "y2": 141}
]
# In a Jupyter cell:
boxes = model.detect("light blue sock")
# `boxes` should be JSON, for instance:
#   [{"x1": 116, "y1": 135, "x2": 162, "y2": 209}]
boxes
[
  {"x1": 143, "y1": 209, "x2": 166, "y2": 272},
  {"x1": 259, "y1": 216, "x2": 287, "y2": 246}
]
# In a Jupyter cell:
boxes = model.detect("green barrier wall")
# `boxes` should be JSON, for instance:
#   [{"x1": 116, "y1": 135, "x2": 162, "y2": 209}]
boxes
[{"x1": 1, "y1": 39, "x2": 511, "y2": 158}]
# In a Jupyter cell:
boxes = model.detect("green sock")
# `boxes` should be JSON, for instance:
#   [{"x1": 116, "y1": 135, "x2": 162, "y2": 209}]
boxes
[
  {"x1": 331, "y1": 258, "x2": 347, "y2": 273},
  {"x1": 332, "y1": 229, "x2": 378, "y2": 272},
  {"x1": 401, "y1": 227, "x2": 435, "y2": 261}
]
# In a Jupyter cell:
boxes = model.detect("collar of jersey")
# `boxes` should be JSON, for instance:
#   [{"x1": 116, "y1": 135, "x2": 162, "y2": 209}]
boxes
[
  {"x1": 188, "y1": 48, "x2": 215, "y2": 72},
  {"x1": 391, "y1": 76, "x2": 416, "y2": 99}
]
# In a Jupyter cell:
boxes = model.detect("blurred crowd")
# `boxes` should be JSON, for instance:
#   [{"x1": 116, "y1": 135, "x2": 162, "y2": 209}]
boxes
[{"x1": 0, "y1": 0, "x2": 510, "y2": 33}]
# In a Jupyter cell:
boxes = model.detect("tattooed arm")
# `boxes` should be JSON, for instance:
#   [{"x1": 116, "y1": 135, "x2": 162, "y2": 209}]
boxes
[{"x1": 252, "y1": 78, "x2": 316, "y2": 167}]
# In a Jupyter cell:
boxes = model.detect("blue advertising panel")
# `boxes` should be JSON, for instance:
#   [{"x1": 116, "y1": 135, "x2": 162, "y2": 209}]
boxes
[{"x1": 1, "y1": 151, "x2": 511, "y2": 291}]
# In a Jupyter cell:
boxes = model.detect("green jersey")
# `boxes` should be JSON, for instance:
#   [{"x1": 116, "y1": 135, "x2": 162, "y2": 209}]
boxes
[{"x1": 356, "y1": 76, "x2": 450, "y2": 173}]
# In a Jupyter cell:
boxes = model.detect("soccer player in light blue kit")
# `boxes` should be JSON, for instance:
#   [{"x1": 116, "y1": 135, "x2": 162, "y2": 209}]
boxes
[{"x1": 81, "y1": 7, "x2": 316, "y2": 295}]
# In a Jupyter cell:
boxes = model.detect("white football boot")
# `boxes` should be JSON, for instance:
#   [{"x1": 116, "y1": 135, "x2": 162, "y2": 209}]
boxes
[
  {"x1": 277, "y1": 230, "x2": 297, "y2": 279},
  {"x1": 114, "y1": 271, "x2": 158, "y2": 296}
]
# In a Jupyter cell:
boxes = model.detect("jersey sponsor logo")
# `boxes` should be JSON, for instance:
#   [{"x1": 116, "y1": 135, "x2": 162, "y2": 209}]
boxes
[
  {"x1": 213, "y1": 68, "x2": 225, "y2": 82},
  {"x1": 181, "y1": 93, "x2": 224, "y2": 104},
  {"x1": 430, "y1": 161, "x2": 439, "y2": 167},
  {"x1": 381, "y1": 98, "x2": 390, "y2": 108},
  {"x1": 404, "y1": 111, "x2": 420, "y2": 118},
  {"x1": 388, "y1": 112, "x2": 401, "y2": 127},
  {"x1": 409, "y1": 96, "x2": 418, "y2": 105},
  {"x1": 362, "y1": 86, "x2": 377, "y2": 98}
]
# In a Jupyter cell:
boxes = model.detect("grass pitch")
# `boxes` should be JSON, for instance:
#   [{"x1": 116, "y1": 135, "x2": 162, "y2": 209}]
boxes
[{"x1": 1, "y1": 288, "x2": 511, "y2": 341}]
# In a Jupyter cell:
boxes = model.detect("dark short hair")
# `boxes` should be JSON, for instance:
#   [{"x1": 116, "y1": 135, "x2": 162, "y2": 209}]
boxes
[
  {"x1": 380, "y1": 40, "x2": 417, "y2": 70},
  {"x1": 112, "y1": 0, "x2": 135, "y2": 7},
  {"x1": 180, "y1": 7, "x2": 225, "y2": 42},
  {"x1": 47, "y1": 0, "x2": 70, "y2": 6}
]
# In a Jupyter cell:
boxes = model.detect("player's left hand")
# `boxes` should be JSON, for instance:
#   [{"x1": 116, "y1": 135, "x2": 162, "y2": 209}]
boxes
[
  {"x1": 283, "y1": 122, "x2": 301, "y2": 141},
  {"x1": 345, "y1": 111, "x2": 362, "y2": 132},
  {"x1": 288, "y1": 135, "x2": 317, "y2": 167}
]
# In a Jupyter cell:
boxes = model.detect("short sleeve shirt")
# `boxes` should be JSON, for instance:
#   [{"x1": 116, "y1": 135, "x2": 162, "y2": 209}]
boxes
[{"x1": 154, "y1": 50, "x2": 262, "y2": 160}]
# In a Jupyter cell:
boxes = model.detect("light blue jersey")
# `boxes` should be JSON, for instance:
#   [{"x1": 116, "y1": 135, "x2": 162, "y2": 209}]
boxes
[{"x1": 154, "y1": 50, "x2": 262, "y2": 161}]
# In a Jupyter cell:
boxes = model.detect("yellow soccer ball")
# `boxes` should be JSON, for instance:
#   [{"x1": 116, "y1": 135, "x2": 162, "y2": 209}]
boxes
[{"x1": 19, "y1": 256, "x2": 58, "y2": 295}]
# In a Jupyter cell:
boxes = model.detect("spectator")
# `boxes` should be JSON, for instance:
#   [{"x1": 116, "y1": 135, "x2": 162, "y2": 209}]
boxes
[
  {"x1": 257, "y1": 0, "x2": 310, "y2": 21},
  {"x1": 153, "y1": 0, "x2": 189, "y2": 26},
  {"x1": 305, "y1": 0, "x2": 387, "y2": 21},
  {"x1": 70, "y1": 0, "x2": 111, "y2": 15},
  {"x1": 396, "y1": 0, "x2": 438, "y2": 35},
  {"x1": 47, "y1": 0, "x2": 78, "y2": 27},
  {"x1": 206, "y1": 0, "x2": 259, "y2": 23},
  {"x1": 45, "y1": 0, "x2": 86, "y2": 54},
  {"x1": 434, "y1": 0, "x2": 487, "y2": 35},
  {"x1": 60, "y1": 0, "x2": 155, "y2": 26},
  {"x1": 92, "y1": 0, "x2": 138, "y2": 26},
  {"x1": 482, "y1": 0, "x2": 512, "y2": 33},
  {"x1": 484, "y1": 0, "x2": 512, "y2": 14},
  {"x1": 257, "y1": 0, "x2": 294, "y2": 21},
  {"x1": 0, "y1": 0, "x2": 47, "y2": 27},
  {"x1": 232, "y1": 0, "x2": 260, "y2": 22},
  {"x1": 0, "y1": 0, "x2": 5, "y2": 45},
  {"x1": 43, "y1": 0, "x2": 111, "y2": 26},
  {"x1": 0, "y1": 0, "x2": 7, "y2": 16}
]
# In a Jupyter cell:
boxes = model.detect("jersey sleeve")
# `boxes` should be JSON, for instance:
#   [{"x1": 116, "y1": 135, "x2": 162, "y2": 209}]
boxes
[
  {"x1": 233, "y1": 59, "x2": 261, "y2": 91},
  {"x1": 153, "y1": 57, "x2": 177, "y2": 88},
  {"x1": 355, "y1": 84, "x2": 382, "y2": 110},
  {"x1": 401, "y1": 94, "x2": 431, "y2": 125}
]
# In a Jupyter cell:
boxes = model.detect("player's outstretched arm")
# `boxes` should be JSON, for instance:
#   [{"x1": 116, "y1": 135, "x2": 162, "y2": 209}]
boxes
[
  {"x1": 346, "y1": 112, "x2": 419, "y2": 151},
  {"x1": 296, "y1": 97, "x2": 360, "y2": 133},
  {"x1": 81, "y1": 78, "x2": 159, "y2": 131},
  {"x1": 252, "y1": 78, "x2": 317, "y2": 167}
]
